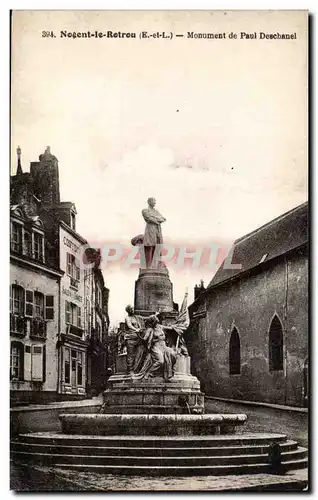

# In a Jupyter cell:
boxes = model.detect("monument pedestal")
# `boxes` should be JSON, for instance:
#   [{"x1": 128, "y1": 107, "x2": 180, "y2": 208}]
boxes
[
  {"x1": 134, "y1": 267, "x2": 175, "y2": 315},
  {"x1": 102, "y1": 353, "x2": 205, "y2": 414}
]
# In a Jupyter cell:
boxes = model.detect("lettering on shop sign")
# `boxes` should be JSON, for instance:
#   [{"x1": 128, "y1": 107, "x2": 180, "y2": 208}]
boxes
[
  {"x1": 63, "y1": 236, "x2": 80, "y2": 254},
  {"x1": 62, "y1": 286, "x2": 83, "y2": 302}
]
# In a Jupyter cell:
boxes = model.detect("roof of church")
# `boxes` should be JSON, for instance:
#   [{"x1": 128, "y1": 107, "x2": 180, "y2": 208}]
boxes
[{"x1": 207, "y1": 201, "x2": 308, "y2": 289}]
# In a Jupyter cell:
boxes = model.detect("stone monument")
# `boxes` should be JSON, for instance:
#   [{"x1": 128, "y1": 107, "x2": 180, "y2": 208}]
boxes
[{"x1": 102, "y1": 197, "x2": 205, "y2": 414}]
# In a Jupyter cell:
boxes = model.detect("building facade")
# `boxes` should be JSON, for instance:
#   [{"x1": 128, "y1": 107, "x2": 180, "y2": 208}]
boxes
[
  {"x1": 186, "y1": 202, "x2": 308, "y2": 408},
  {"x1": 57, "y1": 223, "x2": 88, "y2": 397},
  {"x1": 10, "y1": 147, "x2": 110, "y2": 403},
  {"x1": 10, "y1": 204, "x2": 63, "y2": 405},
  {"x1": 86, "y1": 267, "x2": 110, "y2": 396}
]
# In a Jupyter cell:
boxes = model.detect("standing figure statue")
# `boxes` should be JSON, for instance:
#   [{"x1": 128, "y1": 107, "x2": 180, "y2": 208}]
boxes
[{"x1": 142, "y1": 197, "x2": 166, "y2": 268}]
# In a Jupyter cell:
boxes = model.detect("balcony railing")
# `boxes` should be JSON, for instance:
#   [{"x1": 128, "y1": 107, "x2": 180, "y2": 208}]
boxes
[
  {"x1": 30, "y1": 318, "x2": 47, "y2": 340},
  {"x1": 10, "y1": 314, "x2": 26, "y2": 337}
]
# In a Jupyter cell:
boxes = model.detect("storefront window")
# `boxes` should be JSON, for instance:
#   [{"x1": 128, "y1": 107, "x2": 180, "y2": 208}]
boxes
[{"x1": 77, "y1": 351, "x2": 83, "y2": 385}]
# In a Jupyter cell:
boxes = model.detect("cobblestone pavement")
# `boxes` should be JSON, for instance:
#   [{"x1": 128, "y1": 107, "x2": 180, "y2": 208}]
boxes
[
  {"x1": 10, "y1": 462, "x2": 307, "y2": 492},
  {"x1": 205, "y1": 398, "x2": 308, "y2": 447}
]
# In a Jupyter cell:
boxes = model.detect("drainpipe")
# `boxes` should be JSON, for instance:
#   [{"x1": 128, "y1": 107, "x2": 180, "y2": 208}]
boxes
[
  {"x1": 284, "y1": 256, "x2": 289, "y2": 405},
  {"x1": 56, "y1": 276, "x2": 61, "y2": 396}
]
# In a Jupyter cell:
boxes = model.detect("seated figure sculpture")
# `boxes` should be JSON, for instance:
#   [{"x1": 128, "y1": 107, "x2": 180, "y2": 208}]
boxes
[
  {"x1": 132, "y1": 314, "x2": 177, "y2": 380},
  {"x1": 127, "y1": 293, "x2": 190, "y2": 380},
  {"x1": 124, "y1": 305, "x2": 159, "y2": 376}
]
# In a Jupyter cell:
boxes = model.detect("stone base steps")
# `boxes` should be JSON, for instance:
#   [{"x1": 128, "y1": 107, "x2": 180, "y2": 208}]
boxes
[
  {"x1": 11, "y1": 439, "x2": 299, "y2": 457},
  {"x1": 11, "y1": 448, "x2": 307, "y2": 467},
  {"x1": 101, "y1": 404, "x2": 202, "y2": 414},
  {"x1": 59, "y1": 413, "x2": 247, "y2": 436},
  {"x1": 11, "y1": 432, "x2": 308, "y2": 476},
  {"x1": 11, "y1": 459, "x2": 308, "y2": 477}
]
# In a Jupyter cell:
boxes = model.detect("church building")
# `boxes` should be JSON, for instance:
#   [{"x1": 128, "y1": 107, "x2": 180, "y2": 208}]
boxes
[{"x1": 186, "y1": 202, "x2": 308, "y2": 408}]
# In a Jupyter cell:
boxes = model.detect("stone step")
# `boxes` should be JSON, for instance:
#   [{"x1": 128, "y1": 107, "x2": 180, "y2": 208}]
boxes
[
  {"x1": 12, "y1": 458, "x2": 307, "y2": 476},
  {"x1": 59, "y1": 413, "x2": 247, "y2": 436},
  {"x1": 17, "y1": 432, "x2": 289, "y2": 448},
  {"x1": 11, "y1": 439, "x2": 299, "y2": 457},
  {"x1": 10, "y1": 447, "x2": 307, "y2": 468}
]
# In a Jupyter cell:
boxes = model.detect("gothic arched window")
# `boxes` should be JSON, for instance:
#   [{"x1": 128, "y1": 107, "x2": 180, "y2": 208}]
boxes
[
  {"x1": 269, "y1": 315, "x2": 284, "y2": 371},
  {"x1": 229, "y1": 327, "x2": 241, "y2": 375}
]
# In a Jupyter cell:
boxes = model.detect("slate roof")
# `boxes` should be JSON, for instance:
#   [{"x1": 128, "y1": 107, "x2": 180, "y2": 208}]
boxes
[{"x1": 208, "y1": 201, "x2": 308, "y2": 289}]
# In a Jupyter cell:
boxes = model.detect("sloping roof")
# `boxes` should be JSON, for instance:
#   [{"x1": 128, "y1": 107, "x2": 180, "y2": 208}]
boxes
[{"x1": 208, "y1": 201, "x2": 308, "y2": 289}]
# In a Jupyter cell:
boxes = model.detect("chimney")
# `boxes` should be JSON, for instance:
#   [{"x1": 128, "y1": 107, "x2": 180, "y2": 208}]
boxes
[
  {"x1": 194, "y1": 279, "x2": 206, "y2": 300},
  {"x1": 31, "y1": 146, "x2": 60, "y2": 205}
]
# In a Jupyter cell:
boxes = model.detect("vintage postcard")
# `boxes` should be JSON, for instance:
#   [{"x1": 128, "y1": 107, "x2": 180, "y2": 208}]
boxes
[{"x1": 10, "y1": 10, "x2": 308, "y2": 492}]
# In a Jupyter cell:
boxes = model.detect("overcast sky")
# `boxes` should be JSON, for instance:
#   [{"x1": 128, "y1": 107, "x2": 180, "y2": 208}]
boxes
[{"x1": 11, "y1": 10, "x2": 307, "y2": 324}]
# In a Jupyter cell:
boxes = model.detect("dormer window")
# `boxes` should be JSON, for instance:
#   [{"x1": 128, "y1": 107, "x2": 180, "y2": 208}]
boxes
[
  {"x1": 11, "y1": 222, "x2": 23, "y2": 253},
  {"x1": 23, "y1": 230, "x2": 32, "y2": 257},
  {"x1": 34, "y1": 232, "x2": 44, "y2": 262},
  {"x1": 11, "y1": 211, "x2": 45, "y2": 263},
  {"x1": 71, "y1": 212, "x2": 76, "y2": 231}
]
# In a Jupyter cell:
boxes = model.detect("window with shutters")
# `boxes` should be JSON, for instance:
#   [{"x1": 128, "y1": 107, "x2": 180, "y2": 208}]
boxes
[
  {"x1": 67, "y1": 253, "x2": 80, "y2": 282},
  {"x1": 34, "y1": 292, "x2": 44, "y2": 318},
  {"x1": 11, "y1": 285, "x2": 25, "y2": 315},
  {"x1": 45, "y1": 295, "x2": 54, "y2": 320},
  {"x1": 10, "y1": 341, "x2": 24, "y2": 380},
  {"x1": 25, "y1": 290, "x2": 33, "y2": 317}
]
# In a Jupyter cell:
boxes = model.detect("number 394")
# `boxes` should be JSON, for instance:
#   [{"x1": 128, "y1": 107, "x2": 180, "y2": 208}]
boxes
[{"x1": 42, "y1": 31, "x2": 55, "y2": 38}]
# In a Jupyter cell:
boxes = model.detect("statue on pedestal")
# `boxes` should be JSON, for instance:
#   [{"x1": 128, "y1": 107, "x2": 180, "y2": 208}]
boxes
[
  {"x1": 131, "y1": 197, "x2": 166, "y2": 268},
  {"x1": 124, "y1": 199, "x2": 190, "y2": 379}
]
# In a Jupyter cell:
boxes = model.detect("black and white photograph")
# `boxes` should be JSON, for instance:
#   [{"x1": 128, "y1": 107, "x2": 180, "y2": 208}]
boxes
[{"x1": 9, "y1": 9, "x2": 308, "y2": 492}]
